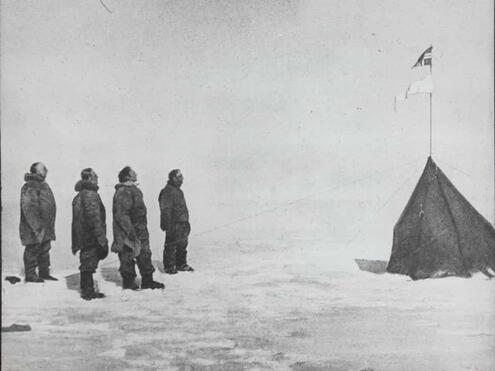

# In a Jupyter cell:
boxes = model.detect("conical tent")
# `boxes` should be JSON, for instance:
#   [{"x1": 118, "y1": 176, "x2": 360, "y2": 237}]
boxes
[{"x1": 387, "y1": 157, "x2": 495, "y2": 279}]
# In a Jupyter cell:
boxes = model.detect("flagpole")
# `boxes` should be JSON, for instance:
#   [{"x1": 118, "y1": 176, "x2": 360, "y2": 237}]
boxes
[
  {"x1": 410, "y1": 46, "x2": 433, "y2": 157},
  {"x1": 429, "y1": 63, "x2": 432, "y2": 157}
]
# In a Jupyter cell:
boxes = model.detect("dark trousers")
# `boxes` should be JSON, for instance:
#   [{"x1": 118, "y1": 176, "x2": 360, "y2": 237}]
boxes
[
  {"x1": 23, "y1": 241, "x2": 51, "y2": 278},
  {"x1": 118, "y1": 238, "x2": 155, "y2": 279},
  {"x1": 79, "y1": 246, "x2": 99, "y2": 273},
  {"x1": 163, "y1": 222, "x2": 190, "y2": 269}
]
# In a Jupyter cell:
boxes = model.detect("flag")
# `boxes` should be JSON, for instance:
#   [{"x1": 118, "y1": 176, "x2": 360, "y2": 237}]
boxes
[
  {"x1": 412, "y1": 46, "x2": 432, "y2": 68},
  {"x1": 406, "y1": 74, "x2": 433, "y2": 97},
  {"x1": 394, "y1": 47, "x2": 434, "y2": 113}
]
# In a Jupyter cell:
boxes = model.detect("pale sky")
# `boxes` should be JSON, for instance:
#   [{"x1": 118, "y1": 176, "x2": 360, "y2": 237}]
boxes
[{"x1": 1, "y1": 0, "x2": 493, "y2": 271}]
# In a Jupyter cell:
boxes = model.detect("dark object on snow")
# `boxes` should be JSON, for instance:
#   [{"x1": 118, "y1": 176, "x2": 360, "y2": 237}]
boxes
[
  {"x1": 387, "y1": 157, "x2": 495, "y2": 280},
  {"x1": 354, "y1": 259, "x2": 388, "y2": 274},
  {"x1": 5, "y1": 276, "x2": 21, "y2": 284},
  {"x1": 2, "y1": 323, "x2": 31, "y2": 332}
]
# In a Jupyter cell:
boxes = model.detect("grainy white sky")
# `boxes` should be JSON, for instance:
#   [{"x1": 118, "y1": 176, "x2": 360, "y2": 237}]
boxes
[{"x1": 1, "y1": 0, "x2": 493, "y2": 271}]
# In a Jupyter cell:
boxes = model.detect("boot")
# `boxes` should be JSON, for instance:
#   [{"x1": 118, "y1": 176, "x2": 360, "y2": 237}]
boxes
[
  {"x1": 25, "y1": 275, "x2": 44, "y2": 283},
  {"x1": 39, "y1": 268, "x2": 58, "y2": 281},
  {"x1": 164, "y1": 267, "x2": 178, "y2": 275},
  {"x1": 80, "y1": 272, "x2": 105, "y2": 300},
  {"x1": 177, "y1": 264, "x2": 194, "y2": 272},
  {"x1": 122, "y1": 275, "x2": 139, "y2": 290},
  {"x1": 141, "y1": 274, "x2": 165, "y2": 290},
  {"x1": 88, "y1": 274, "x2": 105, "y2": 299},
  {"x1": 80, "y1": 272, "x2": 94, "y2": 300},
  {"x1": 24, "y1": 246, "x2": 42, "y2": 283},
  {"x1": 38, "y1": 249, "x2": 57, "y2": 280}
]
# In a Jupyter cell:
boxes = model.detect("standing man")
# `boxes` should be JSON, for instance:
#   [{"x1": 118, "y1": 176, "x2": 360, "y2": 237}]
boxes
[
  {"x1": 19, "y1": 162, "x2": 57, "y2": 282},
  {"x1": 159, "y1": 169, "x2": 194, "y2": 274},
  {"x1": 72, "y1": 168, "x2": 108, "y2": 300},
  {"x1": 111, "y1": 166, "x2": 164, "y2": 290}
]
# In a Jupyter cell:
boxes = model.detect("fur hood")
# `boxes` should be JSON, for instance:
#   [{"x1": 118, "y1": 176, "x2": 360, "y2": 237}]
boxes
[
  {"x1": 24, "y1": 173, "x2": 45, "y2": 182},
  {"x1": 74, "y1": 180, "x2": 99, "y2": 192},
  {"x1": 115, "y1": 181, "x2": 139, "y2": 190}
]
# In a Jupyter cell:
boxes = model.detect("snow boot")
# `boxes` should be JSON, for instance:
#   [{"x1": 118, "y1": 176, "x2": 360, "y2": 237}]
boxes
[
  {"x1": 25, "y1": 275, "x2": 44, "y2": 283},
  {"x1": 177, "y1": 264, "x2": 194, "y2": 272},
  {"x1": 39, "y1": 268, "x2": 58, "y2": 281},
  {"x1": 164, "y1": 267, "x2": 178, "y2": 275},
  {"x1": 80, "y1": 272, "x2": 94, "y2": 300},
  {"x1": 122, "y1": 275, "x2": 139, "y2": 290},
  {"x1": 141, "y1": 274, "x2": 165, "y2": 290},
  {"x1": 80, "y1": 272, "x2": 105, "y2": 300},
  {"x1": 88, "y1": 274, "x2": 105, "y2": 299}
]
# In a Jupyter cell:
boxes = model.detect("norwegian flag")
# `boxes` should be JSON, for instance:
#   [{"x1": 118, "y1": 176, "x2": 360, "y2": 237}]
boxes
[{"x1": 412, "y1": 46, "x2": 432, "y2": 68}]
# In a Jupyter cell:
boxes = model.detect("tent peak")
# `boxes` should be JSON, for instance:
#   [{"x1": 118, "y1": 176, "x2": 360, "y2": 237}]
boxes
[{"x1": 426, "y1": 155, "x2": 436, "y2": 165}]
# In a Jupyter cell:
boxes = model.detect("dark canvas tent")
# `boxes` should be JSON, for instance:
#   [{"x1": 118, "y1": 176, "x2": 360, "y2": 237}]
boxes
[{"x1": 387, "y1": 157, "x2": 495, "y2": 280}]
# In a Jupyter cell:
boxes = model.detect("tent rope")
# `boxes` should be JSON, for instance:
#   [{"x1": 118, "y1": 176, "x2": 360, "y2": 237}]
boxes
[{"x1": 348, "y1": 174, "x2": 416, "y2": 252}]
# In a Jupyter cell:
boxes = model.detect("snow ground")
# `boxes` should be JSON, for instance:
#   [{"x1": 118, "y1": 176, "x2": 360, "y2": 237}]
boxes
[{"x1": 2, "y1": 240, "x2": 494, "y2": 371}]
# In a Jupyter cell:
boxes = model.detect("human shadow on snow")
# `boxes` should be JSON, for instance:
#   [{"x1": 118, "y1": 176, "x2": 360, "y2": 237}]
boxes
[
  {"x1": 64, "y1": 272, "x2": 80, "y2": 292},
  {"x1": 100, "y1": 266, "x2": 123, "y2": 287}
]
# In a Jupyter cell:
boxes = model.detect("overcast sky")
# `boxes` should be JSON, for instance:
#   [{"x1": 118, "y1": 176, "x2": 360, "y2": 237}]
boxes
[{"x1": 1, "y1": 0, "x2": 493, "y2": 271}]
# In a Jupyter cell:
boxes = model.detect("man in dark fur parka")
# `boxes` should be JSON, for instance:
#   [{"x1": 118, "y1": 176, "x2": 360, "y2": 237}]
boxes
[
  {"x1": 111, "y1": 166, "x2": 164, "y2": 290},
  {"x1": 19, "y1": 162, "x2": 57, "y2": 282},
  {"x1": 72, "y1": 168, "x2": 108, "y2": 300},
  {"x1": 159, "y1": 169, "x2": 194, "y2": 274}
]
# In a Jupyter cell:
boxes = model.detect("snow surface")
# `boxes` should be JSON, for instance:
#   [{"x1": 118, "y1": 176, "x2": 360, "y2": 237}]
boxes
[{"x1": 2, "y1": 240, "x2": 494, "y2": 370}]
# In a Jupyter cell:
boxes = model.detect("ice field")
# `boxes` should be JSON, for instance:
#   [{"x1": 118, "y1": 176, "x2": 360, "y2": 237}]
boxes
[{"x1": 3, "y1": 239, "x2": 494, "y2": 371}]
